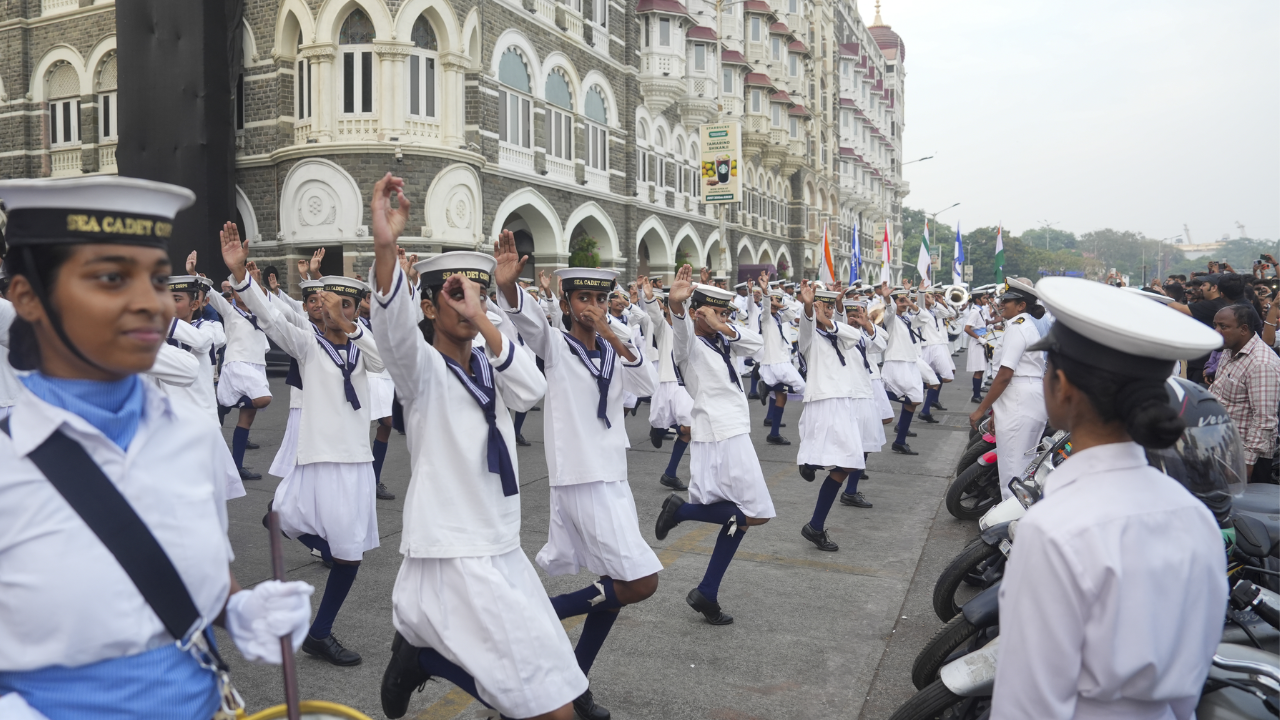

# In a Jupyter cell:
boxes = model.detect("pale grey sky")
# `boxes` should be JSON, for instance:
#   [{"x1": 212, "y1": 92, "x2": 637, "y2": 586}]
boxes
[{"x1": 882, "y1": 0, "x2": 1280, "y2": 244}]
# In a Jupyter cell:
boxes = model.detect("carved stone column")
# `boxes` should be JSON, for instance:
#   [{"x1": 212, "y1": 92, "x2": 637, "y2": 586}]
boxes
[
  {"x1": 299, "y1": 44, "x2": 336, "y2": 142},
  {"x1": 375, "y1": 42, "x2": 413, "y2": 138},
  {"x1": 438, "y1": 50, "x2": 470, "y2": 148}
]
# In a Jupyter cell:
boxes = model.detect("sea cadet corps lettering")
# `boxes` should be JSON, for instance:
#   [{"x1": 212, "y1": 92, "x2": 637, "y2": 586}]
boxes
[{"x1": 66, "y1": 213, "x2": 173, "y2": 238}]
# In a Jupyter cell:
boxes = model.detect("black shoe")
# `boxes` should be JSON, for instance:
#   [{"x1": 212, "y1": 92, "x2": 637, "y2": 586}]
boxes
[
  {"x1": 376, "y1": 482, "x2": 396, "y2": 500},
  {"x1": 515, "y1": 434, "x2": 531, "y2": 447},
  {"x1": 799, "y1": 464, "x2": 817, "y2": 482},
  {"x1": 801, "y1": 523, "x2": 839, "y2": 551},
  {"x1": 918, "y1": 413, "x2": 940, "y2": 424},
  {"x1": 840, "y1": 492, "x2": 873, "y2": 508},
  {"x1": 970, "y1": 396, "x2": 983, "y2": 404},
  {"x1": 573, "y1": 688, "x2": 611, "y2": 720},
  {"x1": 759, "y1": 391, "x2": 769, "y2": 406},
  {"x1": 766, "y1": 435, "x2": 791, "y2": 446},
  {"x1": 660, "y1": 473, "x2": 688, "y2": 491},
  {"x1": 932, "y1": 401, "x2": 947, "y2": 411},
  {"x1": 381, "y1": 632, "x2": 430, "y2": 718},
  {"x1": 762, "y1": 418, "x2": 786, "y2": 428},
  {"x1": 530, "y1": 405, "x2": 542, "y2": 411},
  {"x1": 655, "y1": 493, "x2": 685, "y2": 540},
  {"x1": 649, "y1": 427, "x2": 667, "y2": 449},
  {"x1": 302, "y1": 633, "x2": 362, "y2": 666},
  {"x1": 686, "y1": 587, "x2": 734, "y2": 625},
  {"x1": 748, "y1": 391, "x2": 760, "y2": 400},
  {"x1": 891, "y1": 443, "x2": 918, "y2": 456},
  {"x1": 239, "y1": 466, "x2": 262, "y2": 481},
  {"x1": 245, "y1": 440, "x2": 260, "y2": 450},
  {"x1": 629, "y1": 405, "x2": 639, "y2": 416}
]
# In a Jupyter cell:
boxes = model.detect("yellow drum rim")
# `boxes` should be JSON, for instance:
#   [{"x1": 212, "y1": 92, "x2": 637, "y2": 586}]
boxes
[{"x1": 239, "y1": 700, "x2": 375, "y2": 720}]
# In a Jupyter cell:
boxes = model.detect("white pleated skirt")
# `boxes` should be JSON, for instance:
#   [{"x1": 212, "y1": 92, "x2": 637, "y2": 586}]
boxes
[
  {"x1": 218, "y1": 439, "x2": 246, "y2": 500},
  {"x1": 853, "y1": 396, "x2": 888, "y2": 451},
  {"x1": 881, "y1": 360, "x2": 924, "y2": 403},
  {"x1": 870, "y1": 379, "x2": 895, "y2": 421},
  {"x1": 965, "y1": 343, "x2": 988, "y2": 373},
  {"x1": 392, "y1": 549, "x2": 588, "y2": 719},
  {"x1": 536, "y1": 480, "x2": 664, "y2": 581},
  {"x1": 760, "y1": 361, "x2": 806, "y2": 397},
  {"x1": 689, "y1": 433, "x2": 776, "y2": 519},
  {"x1": 922, "y1": 344, "x2": 956, "y2": 381},
  {"x1": 797, "y1": 397, "x2": 866, "y2": 469},
  {"x1": 274, "y1": 460, "x2": 379, "y2": 562},
  {"x1": 269, "y1": 407, "x2": 302, "y2": 478},
  {"x1": 648, "y1": 381, "x2": 694, "y2": 429},
  {"x1": 215, "y1": 361, "x2": 271, "y2": 406},
  {"x1": 368, "y1": 374, "x2": 395, "y2": 419}
]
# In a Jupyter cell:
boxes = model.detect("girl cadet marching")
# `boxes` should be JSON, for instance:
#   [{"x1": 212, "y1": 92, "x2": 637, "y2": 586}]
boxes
[
  {"x1": 0, "y1": 177, "x2": 312, "y2": 720},
  {"x1": 495, "y1": 233, "x2": 660, "y2": 720},
  {"x1": 166, "y1": 268, "x2": 225, "y2": 420},
  {"x1": 641, "y1": 275, "x2": 696, "y2": 491},
  {"x1": 833, "y1": 295, "x2": 888, "y2": 508},
  {"x1": 876, "y1": 282, "x2": 927, "y2": 455},
  {"x1": 963, "y1": 286, "x2": 992, "y2": 403},
  {"x1": 793, "y1": 283, "x2": 866, "y2": 552},
  {"x1": 365, "y1": 175, "x2": 584, "y2": 720},
  {"x1": 357, "y1": 296, "x2": 398, "y2": 500},
  {"x1": 220, "y1": 223, "x2": 382, "y2": 667},
  {"x1": 991, "y1": 277, "x2": 1229, "y2": 719},
  {"x1": 654, "y1": 265, "x2": 773, "y2": 626},
  {"x1": 915, "y1": 287, "x2": 956, "y2": 422},
  {"x1": 968, "y1": 279, "x2": 1048, "y2": 501},
  {"x1": 261, "y1": 276, "x2": 324, "y2": 485},
  {"x1": 756, "y1": 271, "x2": 805, "y2": 445}
]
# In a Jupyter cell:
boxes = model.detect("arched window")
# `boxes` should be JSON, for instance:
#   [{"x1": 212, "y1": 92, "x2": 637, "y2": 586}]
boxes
[
  {"x1": 96, "y1": 54, "x2": 117, "y2": 142},
  {"x1": 655, "y1": 128, "x2": 668, "y2": 189},
  {"x1": 636, "y1": 117, "x2": 649, "y2": 183},
  {"x1": 295, "y1": 30, "x2": 311, "y2": 120},
  {"x1": 688, "y1": 140, "x2": 699, "y2": 198},
  {"x1": 339, "y1": 9, "x2": 376, "y2": 115},
  {"x1": 544, "y1": 69, "x2": 573, "y2": 161},
  {"x1": 673, "y1": 134, "x2": 685, "y2": 193},
  {"x1": 408, "y1": 16, "x2": 438, "y2": 121},
  {"x1": 47, "y1": 63, "x2": 80, "y2": 146},
  {"x1": 585, "y1": 85, "x2": 608, "y2": 172},
  {"x1": 497, "y1": 48, "x2": 531, "y2": 150}
]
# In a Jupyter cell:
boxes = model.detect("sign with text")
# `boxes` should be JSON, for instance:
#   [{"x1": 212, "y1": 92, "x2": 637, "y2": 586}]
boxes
[{"x1": 700, "y1": 122, "x2": 742, "y2": 204}]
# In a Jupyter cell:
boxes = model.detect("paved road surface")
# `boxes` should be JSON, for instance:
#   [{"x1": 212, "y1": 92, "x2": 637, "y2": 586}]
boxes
[{"x1": 215, "y1": 371, "x2": 982, "y2": 720}]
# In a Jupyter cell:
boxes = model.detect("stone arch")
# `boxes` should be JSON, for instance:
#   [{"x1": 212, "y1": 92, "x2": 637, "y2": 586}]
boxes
[
  {"x1": 776, "y1": 244, "x2": 794, "y2": 277},
  {"x1": 757, "y1": 242, "x2": 773, "y2": 266},
  {"x1": 736, "y1": 236, "x2": 755, "y2": 267},
  {"x1": 424, "y1": 163, "x2": 482, "y2": 246},
  {"x1": 394, "y1": 0, "x2": 462, "y2": 53},
  {"x1": 540, "y1": 52, "x2": 582, "y2": 111},
  {"x1": 492, "y1": 187, "x2": 564, "y2": 279},
  {"x1": 636, "y1": 215, "x2": 672, "y2": 268},
  {"x1": 490, "y1": 29, "x2": 541, "y2": 95},
  {"x1": 635, "y1": 104, "x2": 653, "y2": 146},
  {"x1": 235, "y1": 186, "x2": 260, "y2": 243},
  {"x1": 31, "y1": 45, "x2": 87, "y2": 103},
  {"x1": 275, "y1": 0, "x2": 315, "y2": 51},
  {"x1": 279, "y1": 158, "x2": 364, "y2": 243},
  {"x1": 462, "y1": 8, "x2": 481, "y2": 69},
  {"x1": 581, "y1": 70, "x2": 617, "y2": 124},
  {"x1": 315, "y1": 0, "x2": 394, "y2": 44},
  {"x1": 702, "y1": 230, "x2": 727, "y2": 275},
  {"x1": 672, "y1": 223, "x2": 701, "y2": 266},
  {"x1": 85, "y1": 35, "x2": 117, "y2": 89},
  {"x1": 564, "y1": 201, "x2": 620, "y2": 269}
]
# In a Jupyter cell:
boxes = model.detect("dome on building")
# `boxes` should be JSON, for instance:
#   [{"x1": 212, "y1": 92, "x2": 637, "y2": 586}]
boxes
[{"x1": 868, "y1": 1, "x2": 905, "y2": 62}]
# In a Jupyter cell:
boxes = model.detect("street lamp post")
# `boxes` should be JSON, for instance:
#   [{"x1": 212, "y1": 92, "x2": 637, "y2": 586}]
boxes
[
  {"x1": 1037, "y1": 219, "x2": 1058, "y2": 251},
  {"x1": 926, "y1": 202, "x2": 959, "y2": 282}
]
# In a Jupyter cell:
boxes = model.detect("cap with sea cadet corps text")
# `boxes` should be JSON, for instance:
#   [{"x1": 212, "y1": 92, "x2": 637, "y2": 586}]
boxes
[
  {"x1": 167, "y1": 275, "x2": 201, "y2": 293},
  {"x1": 412, "y1": 251, "x2": 496, "y2": 289},
  {"x1": 300, "y1": 279, "x2": 324, "y2": 297},
  {"x1": 556, "y1": 267, "x2": 618, "y2": 293},
  {"x1": 0, "y1": 176, "x2": 195, "y2": 248},
  {"x1": 690, "y1": 282, "x2": 734, "y2": 309},
  {"x1": 321, "y1": 276, "x2": 370, "y2": 299}
]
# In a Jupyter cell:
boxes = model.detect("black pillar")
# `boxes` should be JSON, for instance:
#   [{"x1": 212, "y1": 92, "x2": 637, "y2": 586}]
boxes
[{"x1": 116, "y1": 0, "x2": 242, "y2": 275}]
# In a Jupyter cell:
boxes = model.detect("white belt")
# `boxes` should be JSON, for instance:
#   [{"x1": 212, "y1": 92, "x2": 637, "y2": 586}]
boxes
[{"x1": 1008, "y1": 376, "x2": 1041, "y2": 384}]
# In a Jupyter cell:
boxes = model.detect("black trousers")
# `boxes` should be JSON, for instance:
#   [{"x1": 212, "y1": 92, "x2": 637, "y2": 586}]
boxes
[{"x1": 1251, "y1": 455, "x2": 1275, "y2": 484}]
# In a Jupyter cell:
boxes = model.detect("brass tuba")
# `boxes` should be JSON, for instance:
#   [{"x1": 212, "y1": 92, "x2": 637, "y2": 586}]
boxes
[{"x1": 944, "y1": 285, "x2": 969, "y2": 307}]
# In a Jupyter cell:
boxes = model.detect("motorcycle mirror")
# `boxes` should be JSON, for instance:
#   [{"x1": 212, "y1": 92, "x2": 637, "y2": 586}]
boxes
[{"x1": 1010, "y1": 478, "x2": 1041, "y2": 509}]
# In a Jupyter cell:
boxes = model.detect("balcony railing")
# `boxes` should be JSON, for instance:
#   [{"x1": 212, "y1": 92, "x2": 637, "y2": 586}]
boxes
[
  {"x1": 546, "y1": 154, "x2": 575, "y2": 182},
  {"x1": 50, "y1": 147, "x2": 82, "y2": 177},
  {"x1": 723, "y1": 96, "x2": 745, "y2": 117},
  {"x1": 98, "y1": 143, "x2": 117, "y2": 173},
  {"x1": 336, "y1": 117, "x2": 379, "y2": 140},
  {"x1": 41, "y1": 0, "x2": 78, "y2": 15},
  {"x1": 744, "y1": 114, "x2": 768, "y2": 134},
  {"x1": 687, "y1": 76, "x2": 716, "y2": 98},
  {"x1": 528, "y1": 0, "x2": 557, "y2": 25},
  {"x1": 585, "y1": 167, "x2": 609, "y2": 193},
  {"x1": 499, "y1": 143, "x2": 535, "y2": 172},
  {"x1": 769, "y1": 127, "x2": 788, "y2": 146},
  {"x1": 404, "y1": 118, "x2": 441, "y2": 141},
  {"x1": 555, "y1": 3, "x2": 583, "y2": 40},
  {"x1": 586, "y1": 21, "x2": 608, "y2": 50},
  {"x1": 640, "y1": 51, "x2": 686, "y2": 78},
  {"x1": 294, "y1": 119, "x2": 312, "y2": 145}
]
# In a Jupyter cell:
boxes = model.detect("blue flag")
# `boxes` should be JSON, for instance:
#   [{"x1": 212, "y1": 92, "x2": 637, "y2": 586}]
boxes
[
  {"x1": 851, "y1": 220, "x2": 860, "y2": 284},
  {"x1": 952, "y1": 222, "x2": 964, "y2": 286}
]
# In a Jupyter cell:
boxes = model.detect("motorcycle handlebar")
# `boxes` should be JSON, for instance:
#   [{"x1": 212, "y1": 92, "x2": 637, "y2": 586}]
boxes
[{"x1": 1230, "y1": 580, "x2": 1280, "y2": 630}]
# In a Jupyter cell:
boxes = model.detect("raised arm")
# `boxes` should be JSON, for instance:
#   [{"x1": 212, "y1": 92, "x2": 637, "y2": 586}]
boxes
[
  {"x1": 148, "y1": 342, "x2": 200, "y2": 387},
  {"x1": 494, "y1": 231, "x2": 557, "y2": 365},
  {"x1": 168, "y1": 318, "x2": 214, "y2": 353}
]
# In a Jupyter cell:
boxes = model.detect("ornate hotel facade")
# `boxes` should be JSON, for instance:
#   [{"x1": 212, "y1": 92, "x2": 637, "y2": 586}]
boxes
[{"x1": 0, "y1": 0, "x2": 909, "y2": 287}]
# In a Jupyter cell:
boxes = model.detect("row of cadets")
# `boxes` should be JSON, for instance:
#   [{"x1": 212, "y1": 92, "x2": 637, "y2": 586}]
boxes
[
  {"x1": 495, "y1": 235, "x2": 661, "y2": 720},
  {"x1": 755, "y1": 272, "x2": 805, "y2": 446},
  {"x1": 219, "y1": 223, "x2": 383, "y2": 667},
  {"x1": 204, "y1": 241, "x2": 274, "y2": 481},
  {"x1": 833, "y1": 293, "x2": 889, "y2": 507},
  {"x1": 358, "y1": 289, "x2": 400, "y2": 500},
  {"x1": 363, "y1": 177, "x2": 587, "y2": 720},
  {"x1": 0, "y1": 176, "x2": 312, "y2": 720},
  {"x1": 259, "y1": 269, "x2": 324, "y2": 485},
  {"x1": 655, "y1": 266, "x2": 774, "y2": 626},
  {"x1": 962, "y1": 285, "x2": 996, "y2": 402},
  {"x1": 857, "y1": 288, "x2": 898, "y2": 431},
  {"x1": 877, "y1": 283, "x2": 929, "y2": 455},
  {"x1": 915, "y1": 286, "x2": 958, "y2": 424},
  {"x1": 731, "y1": 280, "x2": 753, "y2": 382},
  {"x1": 642, "y1": 276, "x2": 696, "y2": 491},
  {"x1": 0, "y1": 269, "x2": 19, "y2": 420},
  {"x1": 793, "y1": 284, "x2": 867, "y2": 552},
  {"x1": 967, "y1": 279, "x2": 1048, "y2": 501}
]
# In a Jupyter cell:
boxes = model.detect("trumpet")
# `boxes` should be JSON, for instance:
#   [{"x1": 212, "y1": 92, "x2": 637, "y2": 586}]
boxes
[
  {"x1": 868, "y1": 298, "x2": 886, "y2": 325},
  {"x1": 943, "y1": 285, "x2": 969, "y2": 307}
]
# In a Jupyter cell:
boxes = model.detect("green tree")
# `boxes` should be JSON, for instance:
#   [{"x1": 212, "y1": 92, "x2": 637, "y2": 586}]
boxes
[
  {"x1": 568, "y1": 235, "x2": 600, "y2": 268},
  {"x1": 675, "y1": 247, "x2": 690, "y2": 269},
  {"x1": 1020, "y1": 227, "x2": 1078, "y2": 252},
  {"x1": 900, "y1": 206, "x2": 956, "y2": 285}
]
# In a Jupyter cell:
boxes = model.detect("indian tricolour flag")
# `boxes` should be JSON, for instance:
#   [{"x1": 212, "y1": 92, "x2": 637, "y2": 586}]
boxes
[
  {"x1": 818, "y1": 221, "x2": 836, "y2": 285},
  {"x1": 994, "y1": 223, "x2": 1005, "y2": 283},
  {"x1": 916, "y1": 221, "x2": 932, "y2": 288},
  {"x1": 879, "y1": 222, "x2": 893, "y2": 284}
]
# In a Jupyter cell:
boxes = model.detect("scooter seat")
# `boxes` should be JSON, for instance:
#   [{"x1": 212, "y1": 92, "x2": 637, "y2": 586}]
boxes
[
  {"x1": 1233, "y1": 484, "x2": 1280, "y2": 516},
  {"x1": 1233, "y1": 512, "x2": 1280, "y2": 559}
]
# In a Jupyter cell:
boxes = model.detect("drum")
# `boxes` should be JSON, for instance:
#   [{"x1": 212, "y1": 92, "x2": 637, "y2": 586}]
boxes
[{"x1": 240, "y1": 700, "x2": 374, "y2": 720}]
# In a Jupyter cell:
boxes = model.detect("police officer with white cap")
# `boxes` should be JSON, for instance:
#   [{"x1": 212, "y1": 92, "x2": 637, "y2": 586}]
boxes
[{"x1": 991, "y1": 277, "x2": 1229, "y2": 719}]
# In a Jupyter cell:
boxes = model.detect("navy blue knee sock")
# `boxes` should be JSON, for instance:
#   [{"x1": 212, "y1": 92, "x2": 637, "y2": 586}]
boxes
[
  {"x1": 770, "y1": 402, "x2": 784, "y2": 436},
  {"x1": 665, "y1": 439, "x2": 688, "y2": 477},
  {"x1": 843, "y1": 468, "x2": 863, "y2": 497},
  {"x1": 972, "y1": 376, "x2": 982, "y2": 397},
  {"x1": 371, "y1": 439, "x2": 388, "y2": 483},
  {"x1": 894, "y1": 406, "x2": 914, "y2": 445},
  {"x1": 698, "y1": 524, "x2": 748, "y2": 602},
  {"x1": 513, "y1": 411, "x2": 526, "y2": 435},
  {"x1": 675, "y1": 500, "x2": 739, "y2": 526},
  {"x1": 309, "y1": 561, "x2": 358, "y2": 639},
  {"x1": 922, "y1": 388, "x2": 939, "y2": 417},
  {"x1": 550, "y1": 577, "x2": 621, "y2": 619},
  {"x1": 809, "y1": 476, "x2": 842, "y2": 531},
  {"x1": 419, "y1": 648, "x2": 490, "y2": 708},
  {"x1": 297, "y1": 533, "x2": 333, "y2": 564},
  {"x1": 575, "y1": 609, "x2": 620, "y2": 675},
  {"x1": 232, "y1": 426, "x2": 249, "y2": 469}
]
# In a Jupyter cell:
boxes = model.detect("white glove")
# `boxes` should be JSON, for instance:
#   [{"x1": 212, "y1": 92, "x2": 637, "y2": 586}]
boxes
[
  {"x1": 0, "y1": 693, "x2": 52, "y2": 720},
  {"x1": 225, "y1": 580, "x2": 315, "y2": 664}
]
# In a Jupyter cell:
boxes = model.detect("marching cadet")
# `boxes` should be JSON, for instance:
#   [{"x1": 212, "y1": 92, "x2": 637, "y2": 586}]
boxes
[
  {"x1": 861, "y1": 292, "x2": 898, "y2": 437},
  {"x1": 0, "y1": 177, "x2": 312, "y2": 720},
  {"x1": 495, "y1": 234, "x2": 660, "y2": 720},
  {"x1": 876, "y1": 282, "x2": 928, "y2": 455},
  {"x1": 969, "y1": 279, "x2": 1049, "y2": 501},
  {"x1": 655, "y1": 265, "x2": 773, "y2": 625},
  {"x1": 794, "y1": 284, "x2": 866, "y2": 552},
  {"x1": 963, "y1": 286, "x2": 992, "y2": 402},
  {"x1": 756, "y1": 271, "x2": 805, "y2": 445},
  {"x1": 220, "y1": 223, "x2": 383, "y2": 667},
  {"x1": 916, "y1": 287, "x2": 957, "y2": 422},
  {"x1": 834, "y1": 296, "x2": 888, "y2": 507},
  {"x1": 358, "y1": 295, "x2": 398, "y2": 500},
  {"x1": 642, "y1": 277, "x2": 696, "y2": 491},
  {"x1": 162, "y1": 274, "x2": 224, "y2": 418},
  {"x1": 263, "y1": 277, "x2": 323, "y2": 485},
  {"x1": 365, "y1": 176, "x2": 585, "y2": 720}
]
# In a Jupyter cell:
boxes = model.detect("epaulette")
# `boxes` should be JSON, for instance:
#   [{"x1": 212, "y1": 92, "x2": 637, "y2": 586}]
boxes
[{"x1": 1013, "y1": 317, "x2": 1025, "y2": 324}]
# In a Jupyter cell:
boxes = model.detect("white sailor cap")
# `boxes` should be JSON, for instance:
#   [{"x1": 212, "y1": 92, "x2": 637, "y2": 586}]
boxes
[
  {"x1": 844, "y1": 298, "x2": 869, "y2": 309},
  {"x1": 768, "y1": 286, "x2": 785, "y2": 298},
  {"x1": 734, "y1": 282, "x2": 749, "y2": 290},
  {"x1": 412, "y1": 251, "x2": 496, "y2": 289},
  {"x1": 890, "y1": 286, "x2": 910, "y2": 297},
  {"x1": 812, "y1": 281, "x2": 827, "y2": 291},
  {"x1": 195, "y1": 275, "x2": 214, "y2": 292},
  {"x1": 997, "y1": 278, "x2": 1037, "y2": 303},
  {"x1": 1027, "y1": 277, "x2": 1222, "y2": 377},
  {"x1": 649, "y1": 274, "x2": 664, "y2": 281},
  {"x1": 556, "y1": 267, "x2": 618, "y2": 293},
  {"x1": 0, "y1": 176, "x2": 194, "y2": 249},
  {"x1": 320, "y1": 275, "x2": 370, "y2": 299},
  {"x1": 300, "y1": 279, "x2": 324, "y2": 297},
  {"x1": 815, "y1": 289, "x2": 840, "y2": 301},
  {"x1": 1120, "y1": 286, "x2": 1175, "y2": 305},
  {"x1": 518, "y1": 277, "x2": 533, "y2": 284},
  {"x1": 167, "y1": 275, "x2": 201, "y2": 293},
  {"x1": 712, "y1": 274, "x2": 729, "y2": 281},
  {"x1": 784, "y1": 282, "x2": 796, "y2": 289},
  {"x1": 691, "y1": 282, "x2": 734, "y2": 309}
]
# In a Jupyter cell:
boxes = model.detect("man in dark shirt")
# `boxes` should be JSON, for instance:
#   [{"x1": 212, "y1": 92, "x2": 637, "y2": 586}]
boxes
[{"x1": 1161, "y1": 275, "x2": 1227, "y2": 384}]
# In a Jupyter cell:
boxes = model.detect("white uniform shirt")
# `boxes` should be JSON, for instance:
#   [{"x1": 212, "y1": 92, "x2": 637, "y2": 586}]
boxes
[
  {"x1": 834, "y1": 311, "x2": 883, "y2": 398},
  {"x1": 998, "y1": 313, "x2": 1046, "y2": 378},
  {"x1": 0, "y1": 300, "x2": 21, "y2": 409},
  {"x1": 917, "y1": 302, "x2": 955, "y2": 346},
  {"x1": 267, "y1": 292, "x2": 319, "y2": 410},
  {"x1": 672, "y1": 298, "x2": 763, "y2": 442},
  {"x1": 153, "y1": 318, "x2": 221, "y2": 416},
  {"x1": 500, "y1": 288, "x2": 653, "y2": 486},
  {"x1": 206, "y1": 290, "x2": 268, "y2": 365},
  {"x1": 992, "y1": 442, "x2": 1226, "y2": 720},
  {"x1": 234, "y1": 275, "x2": 384, "y2": 465},
  {"x1": 965, "y1": 306, "x2": 990, "y2": 351},
  {"x1": 0, "y1": 383, "x2": 232, "y2": 671},
  {"x1": 731, "y1": 293, "x2": 752, "y2": 327},
  {"x1": 642, "y1": 297, "x2": 679, "y2": 384},
  {"x1": 145, "y1": 342, "x2": 199, "y2": 389},
  {"x1": 757, "y1": 299, "x2": 799, "y2": 365},
  {"x1": 370, "y1": 265, "x2": 545, "y2": 558},
  {"x1": 797, "y1": 309, "x2": 866, "y2": 402},
  {"x1": 881, "y1": 298, "x2": 922, "y2": 363}
]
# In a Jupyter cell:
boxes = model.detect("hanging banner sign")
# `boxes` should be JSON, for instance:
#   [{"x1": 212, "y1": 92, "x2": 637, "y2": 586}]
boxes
[{"x1": 700, "y1": 122, "x2": 742, "y2": 204}]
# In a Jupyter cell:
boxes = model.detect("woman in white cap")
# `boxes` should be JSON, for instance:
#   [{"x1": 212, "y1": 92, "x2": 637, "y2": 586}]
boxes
[
  {"x1": 963, "y1": 286, "x2": 993, "y2": 402},
  {"x1": 0, "y1": 177, "x2": 312, "y2": 720},
  {"x1": 756, "y1": 274, "x2": 805, "y2": 445},
  {"x1": 968, "y1": 279, "x2": 1048, "y2": 500},
  {"x1": 366, "y1": 175, "x2": 583, "y2": 720},
  {"x1": 876, "y1": 282, "x2": 927, "y2": 455},
  {"x1": 640, "y1": 276, "x2": 697, "y2": 491},
  {"x1": 991, "y1": 277, "x2": 1228, "y2": 719},
  {"x1": 220, "y1": 224, "x2": 382, "y2": 667},
  {"x1": 833, "y1": 296, "x2": 888, "y2": 507}
]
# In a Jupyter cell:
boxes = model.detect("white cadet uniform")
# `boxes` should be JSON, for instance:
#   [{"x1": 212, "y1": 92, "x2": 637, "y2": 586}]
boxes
[
  {"x1": 207, "y1": 290, "x2": 272, "y2": 405},
  {"x1": 965, "y1": 304, "x2": 992, "y2": 374},
  {"x1": 796, "y1": 308, "x2": 866, "y2": 470},
  {"x1": 756, "y1": 296, "x2": 806, "y2": 397},
  {"x1": 0, "y1": 300, "x2": 18, "y2": 421},
  {"x1": 264, "y1": 289, "x2": 319, "y2": 479},
  {"x1": 731, "y1": 291, "x2": 753, "y2": 378},
  {"x1": 161, "y1": 317, "x2": 223, "y2": 418},
  {"x1": 880, "y1": 296, "x2": 925, "y2": 404},
  {"x1": 673, "y1": 296, "x2": 776, "y2": 519},
  {"x1": 234, "y1": 275, "x2": 382, "y2": 561},
  {"x1": 834, "y1": 308, "x2": 890, "y2": 451},
  {"x1": 992, "y1": 442, "x2": 1227, "y2": 720},
  {"x1": 501, "y1": 288, "x2": 662, "y2": 581},
  {"x1": 864, "y1": 300, "x2": 897, "y2": 421},
  {"x1": 918, "y1": 301, "x2": 957, "y2": 381},
  {"x1": 644, "y1": 295, "x2": 695, "y2": 429},
  {"x1": 358, "y1": 316, "x2": 396, "y2": 419},
  {"x1": 992, "y1": 312, "x2": 1048, "y2": 501},
  {"x1": 371, "y1": 265, "x2": 587, "y2": 718}
]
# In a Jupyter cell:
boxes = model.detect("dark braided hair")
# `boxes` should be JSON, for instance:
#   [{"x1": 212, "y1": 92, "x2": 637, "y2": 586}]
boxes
[{"x1": 1047, "y1": 350, "x2": 1184, "y2": 449}]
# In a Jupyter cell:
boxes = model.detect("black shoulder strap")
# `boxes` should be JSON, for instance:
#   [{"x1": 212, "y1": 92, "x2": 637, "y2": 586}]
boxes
[{"x1": 0, "y1": 417, "x2": 201, "y2": 643}]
